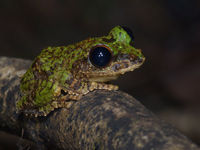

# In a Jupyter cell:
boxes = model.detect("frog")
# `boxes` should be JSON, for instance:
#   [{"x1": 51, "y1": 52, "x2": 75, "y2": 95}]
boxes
[{"x1": 16, "y1": 26, "x2": 145, "y2": 117}]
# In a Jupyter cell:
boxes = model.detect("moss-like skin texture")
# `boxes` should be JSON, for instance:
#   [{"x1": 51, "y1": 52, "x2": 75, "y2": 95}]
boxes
[{"x1": 16, "y1": 26, "x2": 145, "y2": 116}]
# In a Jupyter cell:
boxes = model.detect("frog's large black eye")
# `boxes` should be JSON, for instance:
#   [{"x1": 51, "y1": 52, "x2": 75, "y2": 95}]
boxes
[
  {"x1": 89, "y1": 46, "x2": 112, "y2": 68},
  {"x1": 121, "y1": 26, "x2": 135, "y2": 43}
]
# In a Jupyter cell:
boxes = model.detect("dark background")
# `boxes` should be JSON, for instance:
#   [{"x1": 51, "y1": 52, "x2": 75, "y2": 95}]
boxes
[{"x1": 0, "y1": 0, "x2": 200, "y2": 149}]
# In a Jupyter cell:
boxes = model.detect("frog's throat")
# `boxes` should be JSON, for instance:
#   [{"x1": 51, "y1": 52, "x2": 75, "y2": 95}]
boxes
[{"x1": 88, "y1": 62, "x2": 143, "y2": 82}]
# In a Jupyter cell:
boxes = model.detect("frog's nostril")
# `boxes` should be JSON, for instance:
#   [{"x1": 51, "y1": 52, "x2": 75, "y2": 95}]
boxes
[{"x1": 138, "y1": 57, "x2": 145, "y2": 63}]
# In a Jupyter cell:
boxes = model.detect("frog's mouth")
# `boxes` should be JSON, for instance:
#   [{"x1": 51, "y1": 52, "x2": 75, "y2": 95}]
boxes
[{"x1": 88, "y1": 55, "x2": 145, "y2": 82}]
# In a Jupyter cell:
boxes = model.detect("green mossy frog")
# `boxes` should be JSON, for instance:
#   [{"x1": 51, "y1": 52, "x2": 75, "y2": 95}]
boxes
[{"x1": 16, "y1": 26, "x2": 145, "y2": 117}]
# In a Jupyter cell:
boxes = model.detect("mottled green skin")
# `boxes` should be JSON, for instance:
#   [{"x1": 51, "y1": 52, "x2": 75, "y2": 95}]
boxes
[{"x1": 16, "y1": 26, "x2": 145, "y2": 116}]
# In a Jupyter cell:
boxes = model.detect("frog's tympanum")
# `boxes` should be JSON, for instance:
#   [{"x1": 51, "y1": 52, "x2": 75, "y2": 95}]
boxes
[{"x1": 16, "y1": 26, "x2": 145, "y2": 117}]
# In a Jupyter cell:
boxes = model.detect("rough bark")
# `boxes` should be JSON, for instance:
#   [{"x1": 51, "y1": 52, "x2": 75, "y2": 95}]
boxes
[{"x1": 0, "y1": 56, "x2": 199, "y2": 150}]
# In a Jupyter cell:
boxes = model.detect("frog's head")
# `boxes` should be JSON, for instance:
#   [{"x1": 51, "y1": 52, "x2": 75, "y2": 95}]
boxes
[{"x1": 76, "y1": 26, "x2": 145, "y2": 82}]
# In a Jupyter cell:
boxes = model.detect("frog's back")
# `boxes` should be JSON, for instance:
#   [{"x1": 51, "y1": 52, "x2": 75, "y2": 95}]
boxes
[
  {"x1": 17, "y1": 45, "x2": 79, "y2": 115},
  {"x1": 21, "y1": 46, "x2": 71, "y2": 89}
]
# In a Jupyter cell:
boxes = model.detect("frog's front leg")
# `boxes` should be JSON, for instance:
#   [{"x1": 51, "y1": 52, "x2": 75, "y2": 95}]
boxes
[
  {"x1": 62, "y1": 79, "x2": 118, "y2": 101},
  {"x1": 86, "y1": 81, "x2": 119, "y2": 93}
]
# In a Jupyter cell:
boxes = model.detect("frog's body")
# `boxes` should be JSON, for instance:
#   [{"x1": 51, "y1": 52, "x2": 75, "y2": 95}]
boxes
[{"x1": 16, "y1": 26, "x2": 145, "y2": 117}]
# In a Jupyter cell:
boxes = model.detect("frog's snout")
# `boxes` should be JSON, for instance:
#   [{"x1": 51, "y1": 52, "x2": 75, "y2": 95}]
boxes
[
  {"x1": 117, "y1": 53, "x2": 144, "y2": 65},
  {"x1": 131, "y1": 54, "x2": 145, "y2": 65},
  {"x1": 111, "y1": 53, "x2": 145, "y2": 74}
]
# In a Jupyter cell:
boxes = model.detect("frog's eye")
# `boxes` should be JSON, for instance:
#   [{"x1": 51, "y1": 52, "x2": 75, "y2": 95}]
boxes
[
  {"x1": 89, "y1": 45, "x2": 112, "y2": 68},
  {"x1": 121, "y1": 26, "x2": 135, "y2": 44}
]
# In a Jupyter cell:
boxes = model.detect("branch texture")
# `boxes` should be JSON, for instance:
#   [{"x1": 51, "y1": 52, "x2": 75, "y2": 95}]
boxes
[{"x1": 0, "y1": 56, "x2": 199, "y2": 150}]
